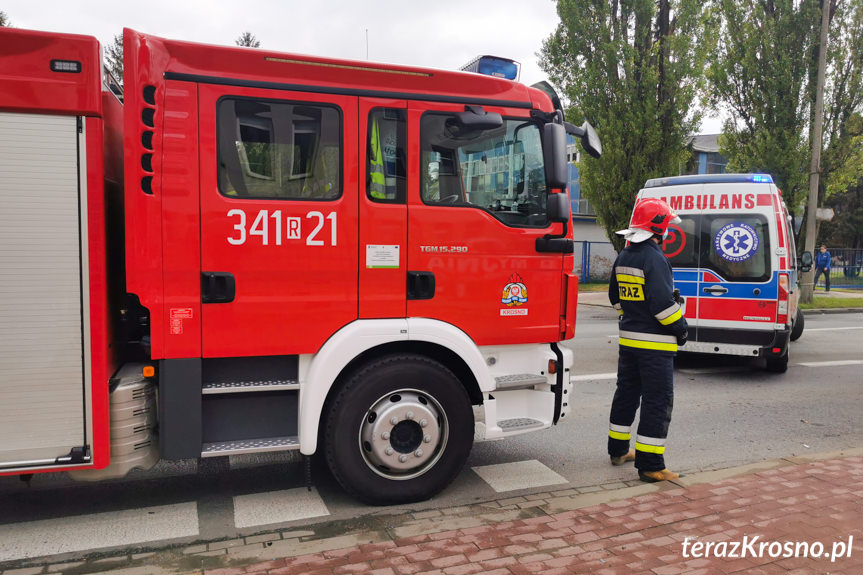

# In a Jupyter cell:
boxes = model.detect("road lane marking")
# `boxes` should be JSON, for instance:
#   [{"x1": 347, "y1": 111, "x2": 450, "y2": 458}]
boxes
[
  {"x1": 797, "y1": 360, "x2": 863, "y2": 367},
  {"x1": 233, "y1": 487, "x2": 329, "y2": 528},
  {"x1": 472, "y1": 460, "x2": 568, "y2": 493},
  {"x1": 0, "y1": 502, "x2": 199, "y2": 562},
  {"x1": 804, "y1": 327, "x2": 863, "y2": 332},
  {"x1": 571, "y1": 372, "x2": 617, "y2": 382}
]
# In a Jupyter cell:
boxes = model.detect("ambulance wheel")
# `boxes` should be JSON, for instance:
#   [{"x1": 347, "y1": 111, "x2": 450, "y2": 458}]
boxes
[
  {"x1": 323, "y1": 354, "x2": 474, "y2": 505},
  {"x1": 790, "y1": 308, "x2": 804, "y2": 341},
  {"x1": 765, "y1": 351, "x2": 789, "y2": 373}
]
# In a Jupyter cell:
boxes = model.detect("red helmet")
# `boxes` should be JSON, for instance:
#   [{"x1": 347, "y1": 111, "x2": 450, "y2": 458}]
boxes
[{"x1": 630, "y1": 198, "x2": 680, "y2": 236}]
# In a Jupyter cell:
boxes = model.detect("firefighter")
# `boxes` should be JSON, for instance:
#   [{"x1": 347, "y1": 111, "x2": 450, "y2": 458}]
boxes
[{"x1": 607, "y1": 198, "x2": 688, "y2": 482}]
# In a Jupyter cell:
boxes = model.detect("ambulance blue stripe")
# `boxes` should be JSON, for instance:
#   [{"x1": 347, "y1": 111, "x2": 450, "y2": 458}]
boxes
[
  {"x1": 674, "y1": 282, "x2": 699, "y2": 298},
  {"x1": 673, "y1": 270, "x2": 700, "y2": 282},
  {"x1": 672, "y1": 271, "x2": 779, "y2": 299}
]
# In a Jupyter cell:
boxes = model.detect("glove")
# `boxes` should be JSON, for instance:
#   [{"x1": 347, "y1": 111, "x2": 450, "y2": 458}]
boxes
[
  {"x1": 676, "y1": 330, "x2": 687, "y2": 347},
  {"x1": 673, "y1": 289, "x2": 685, "y2": 306}
]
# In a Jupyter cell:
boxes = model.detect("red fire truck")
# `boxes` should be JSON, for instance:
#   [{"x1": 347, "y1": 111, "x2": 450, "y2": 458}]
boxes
[{"x1": 0, "y1": 27, "x2": 600, "y2": 504}]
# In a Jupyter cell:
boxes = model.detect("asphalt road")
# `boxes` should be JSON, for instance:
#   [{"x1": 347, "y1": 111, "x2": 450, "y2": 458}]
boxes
[{"x1": 1, "y1": 308, "x2": 861, "y2": 564}]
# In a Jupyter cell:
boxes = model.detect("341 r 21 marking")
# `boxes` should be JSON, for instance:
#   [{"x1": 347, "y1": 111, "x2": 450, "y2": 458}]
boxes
[{"x1": 227, "y1": 210, "x2": 337, "y2": 246}]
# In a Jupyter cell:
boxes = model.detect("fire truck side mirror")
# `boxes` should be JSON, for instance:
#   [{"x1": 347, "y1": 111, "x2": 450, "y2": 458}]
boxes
[
  {"x1": 547, "y1": 192, "x2": 570, "y2": 223},
  {"x1": 543, "y1": 123, "x2": 568, "y2": 189},
  {"x1": 563, "y1": 120, "x2": 602, "y2": 160},
  {"x1": 580, "y1": 121, "x2": 602, "y2": 159}
]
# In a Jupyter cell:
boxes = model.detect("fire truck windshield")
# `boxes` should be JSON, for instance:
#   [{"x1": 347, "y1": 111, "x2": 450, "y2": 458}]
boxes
[{"x1": 421, "y1": 115, "x2": 548, "y2": 227}]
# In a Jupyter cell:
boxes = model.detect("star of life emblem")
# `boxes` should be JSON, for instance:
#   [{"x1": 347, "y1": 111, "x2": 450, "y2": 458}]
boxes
[{"x1": 714, "y1": 222, "x2": 759, "y2": 262}]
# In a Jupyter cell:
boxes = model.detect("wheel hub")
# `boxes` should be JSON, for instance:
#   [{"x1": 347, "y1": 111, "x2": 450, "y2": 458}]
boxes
[{"x1": 359, "y1": 390, "x2": 446, "y2": 479}]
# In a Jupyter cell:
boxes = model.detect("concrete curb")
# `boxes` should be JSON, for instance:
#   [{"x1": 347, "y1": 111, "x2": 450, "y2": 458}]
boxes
[
  {"x1": 802, "y1": 307, "x2": 863, "y2": 315},
  {"x1": 6, "y1": 447, "x2": 863, "y2": 575}
]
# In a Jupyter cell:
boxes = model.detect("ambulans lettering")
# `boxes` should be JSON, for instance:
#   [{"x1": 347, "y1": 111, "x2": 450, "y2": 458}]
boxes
[
  {"x1": 714, "y1": 222, "x2": 759, "y2": 262},
  {"x1": 227, "y1": 209, "x2": 337, "y2": 246},
  {"x1": 618, "y1": 283, "x2": 645, "y2": 301},
  {"x1": 659, "y1": 194, "x2": 755, "y2": 212}
]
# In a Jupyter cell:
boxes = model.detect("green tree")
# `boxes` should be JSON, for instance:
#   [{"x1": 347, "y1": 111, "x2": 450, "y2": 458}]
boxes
[
  {"x1": 819, "y1": 1, "x2": 863, "y2": 243},
  {"x1": 235, "y1": 32, "x2": 260, "y2": 48},
  {"x1": 104, "y1": 33, "x2": 123, "y2": 85},
  {"x1": 821, "y1": 113, "x2": 863, "y2": 249},
  {"x1": 0, "y1": 10, "x2": 11, "y2": 26},
  {"x1": 707, "y1": 0, "x2": 820, "y2": 221},
  {"x1": 708, "y1": 0, "x2": 863, "y2": 249},
  {"x1": 540, "y1": 0, "x2": 715, "y2": 250}
]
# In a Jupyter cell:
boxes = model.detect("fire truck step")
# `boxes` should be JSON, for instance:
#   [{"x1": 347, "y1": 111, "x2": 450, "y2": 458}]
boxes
[
  {"x1": 202, "y1": 379, "x2": 300, "y2": 394},
  {"x1": 201, "y1": 436, "x2": 300, "y2": 457},
  {"x1": 494, "y1": 374, "x2": 548, "y2": 390},
  {"x1": 498, "y1": 418, "x2": 545, "y2": 432}
]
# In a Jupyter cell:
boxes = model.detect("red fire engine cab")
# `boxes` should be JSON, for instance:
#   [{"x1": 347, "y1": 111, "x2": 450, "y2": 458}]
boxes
[{"x1": 0, "y1": 27, "x2": 601, "y2": 504}]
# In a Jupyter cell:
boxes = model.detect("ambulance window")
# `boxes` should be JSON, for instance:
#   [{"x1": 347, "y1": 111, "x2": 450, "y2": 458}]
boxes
[
  {"x1": 218, "y1": 98, "x2": 341, "y2": 200},
  {"x1": 367, "y1": 108, "x2": 406, "y2": 203},
  {"x1": 663, "y1": 215, "x2": 699, "y2": 268},
  {"x1": 420, "y1": 113, "x2": 549, "y2": 227},
  {"x1": 701, "y1": 214, "x2": 771, "y2": 282}
]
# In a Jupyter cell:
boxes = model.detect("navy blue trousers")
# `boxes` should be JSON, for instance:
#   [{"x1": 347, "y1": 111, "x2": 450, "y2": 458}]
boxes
[{"x1": 607, "y1": 347, "x2": 674, "y2": 472}]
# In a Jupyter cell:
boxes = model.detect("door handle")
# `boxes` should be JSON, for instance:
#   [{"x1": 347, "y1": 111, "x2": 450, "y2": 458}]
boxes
[
  {"x1": 702, "y1": 286, "x2": 728, "y2": 294},
  {"x1": 202, "y1": 272, "x2": 236, "y2": 303},
  {"x1": 407, "y1": 271, "x2": 435, "y2": 300}
]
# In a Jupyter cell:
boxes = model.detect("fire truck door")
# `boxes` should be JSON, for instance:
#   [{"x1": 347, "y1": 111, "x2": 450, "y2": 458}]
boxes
[
  {"x1": 359, "y1": 99, "x2": 408, "y2": 318},
  {"x1": 406, "y1": 102, "x2": 565, "y2": 345},
  {"x1": 198, "y1": 86, "x2": 358, "y2": 357},
  {"x1": 0, "y1": 113, "x2": 91, "y2": 471}
]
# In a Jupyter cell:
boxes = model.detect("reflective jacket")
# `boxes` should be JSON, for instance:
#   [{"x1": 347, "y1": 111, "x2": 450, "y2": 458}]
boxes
[
  {"x1": 608, "y1": 240, "x2": 688, "y2": 354},
  {"x1": 369, "y1": 117, "x2": 386, "y2": 199}
]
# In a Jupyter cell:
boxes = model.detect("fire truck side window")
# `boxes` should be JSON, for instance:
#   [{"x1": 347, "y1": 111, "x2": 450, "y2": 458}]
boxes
[
  {"x1": 420, "y1": 113, "x2": 549, "y2": 228},
  {"x1": 367, "y1": 108, "x2": 406, "y2": 203},
  {"x1": 217, "y1": 98, "x2": 341, "y2": 200}
]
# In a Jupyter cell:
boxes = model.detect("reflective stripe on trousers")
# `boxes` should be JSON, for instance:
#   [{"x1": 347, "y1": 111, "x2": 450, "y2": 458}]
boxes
[
  {"x1": 608, "y1": 346, "x2": 674, "y2": 471},
  {"x1": 618, "y1": 329, "x2": 677, "y2": 353}
]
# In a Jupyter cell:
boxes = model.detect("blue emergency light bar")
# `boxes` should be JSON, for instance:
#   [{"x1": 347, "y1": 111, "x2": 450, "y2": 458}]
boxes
[
  {"x1": 460, "y1": 55, "x2": 520, "y2": 81},
  {"x1": 644, "y1": 173, "x2": 774, "y2": 188}
]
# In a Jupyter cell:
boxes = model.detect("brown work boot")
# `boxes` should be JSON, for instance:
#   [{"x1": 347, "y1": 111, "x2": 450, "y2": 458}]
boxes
[
  {"x1": 610, "y1": 449, "x2": 635, "y2": 466},
  {"x1": 638, "y1": 468, "x2": 680, "y2": 482}
]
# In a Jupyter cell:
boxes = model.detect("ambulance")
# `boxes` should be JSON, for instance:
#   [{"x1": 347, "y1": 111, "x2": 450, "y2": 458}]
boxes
[{"x1": 636, "y1": 174, "x2": 812, "y2": 372}]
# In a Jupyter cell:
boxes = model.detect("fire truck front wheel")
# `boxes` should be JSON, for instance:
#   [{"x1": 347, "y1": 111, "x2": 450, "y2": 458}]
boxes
[{"x1": 323, "y1": 354, "x2": 474, "y2": 505}]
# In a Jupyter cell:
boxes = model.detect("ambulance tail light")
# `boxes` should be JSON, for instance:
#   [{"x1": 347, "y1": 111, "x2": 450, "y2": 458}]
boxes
[{"x1": 777, "y1": 273, "x2": 789, "y2": 325}]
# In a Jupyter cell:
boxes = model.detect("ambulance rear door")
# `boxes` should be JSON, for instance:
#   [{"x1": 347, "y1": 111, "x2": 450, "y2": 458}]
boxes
[
  {"x1": 694, "y1": 183, "x2": 779, "y2": 344},
  {"x1": 654, "y1": 187, "x2": 703, "y2": 336}
]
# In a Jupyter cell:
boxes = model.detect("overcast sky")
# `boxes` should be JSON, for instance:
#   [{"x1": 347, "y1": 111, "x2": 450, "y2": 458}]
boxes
[{"x1": 4, "y1": 0, "x2": 721, "y2": 132}]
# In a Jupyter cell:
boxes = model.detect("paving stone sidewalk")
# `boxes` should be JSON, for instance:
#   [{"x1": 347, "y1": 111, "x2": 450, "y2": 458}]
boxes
[
  {"x1": 201, "y1": 454, "x2": 863, "y2": 575},
  {"x1": 3, "y1": 451, "x2": 861, "y2": 575}
]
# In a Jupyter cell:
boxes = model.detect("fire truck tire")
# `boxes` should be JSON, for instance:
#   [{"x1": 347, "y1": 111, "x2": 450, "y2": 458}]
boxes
[
  {"x1": 790, "y1": 308, "x2": 804, "y2": 341},
  {"x1": 323, "y1": 354, "x2": 474, "y2": 505},
  {"x1": 765, "y1": 351, "x2": 789, "y2": 373}
]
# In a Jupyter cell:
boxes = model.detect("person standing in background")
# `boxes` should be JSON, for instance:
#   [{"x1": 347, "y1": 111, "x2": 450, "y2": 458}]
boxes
[{"x1": 814, "y1": 245, "x2": 831, "y2": 292}]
